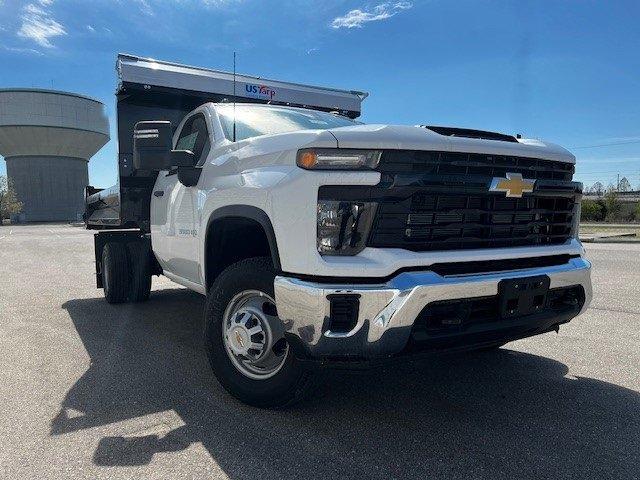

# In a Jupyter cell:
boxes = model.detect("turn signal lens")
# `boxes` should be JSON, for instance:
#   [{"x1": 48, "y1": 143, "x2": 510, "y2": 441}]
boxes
[
  {"x1": 297, "y1": 149, "x2": 382, "y2": 170},
  {"x1": 298, "y1": 150, "x2": 318, "y2": 169}
]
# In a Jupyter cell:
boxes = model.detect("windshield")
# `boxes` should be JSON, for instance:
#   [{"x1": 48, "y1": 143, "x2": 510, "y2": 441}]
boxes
[{"x1": 216, "y1": 104, "x2": 359, "y2": 141}]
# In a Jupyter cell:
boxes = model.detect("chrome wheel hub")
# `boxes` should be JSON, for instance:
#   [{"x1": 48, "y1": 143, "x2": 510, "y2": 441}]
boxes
[
  {"x1": 227, "y1": 309, "x2": 266, "y2": 357},
  {"x1": 222, "y1": 290, "x2": 288, "y2": 380}
]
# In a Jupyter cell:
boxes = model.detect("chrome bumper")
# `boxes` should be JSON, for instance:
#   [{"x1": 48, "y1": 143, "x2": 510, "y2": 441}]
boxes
[{"x1": 274, "y1": 257, "x2": 592, "y2": 359}]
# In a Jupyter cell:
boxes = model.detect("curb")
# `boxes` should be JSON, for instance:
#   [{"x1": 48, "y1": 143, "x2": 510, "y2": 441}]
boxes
[{"x1": 580, "y1": 237, "x2": 640, "y2": 244}]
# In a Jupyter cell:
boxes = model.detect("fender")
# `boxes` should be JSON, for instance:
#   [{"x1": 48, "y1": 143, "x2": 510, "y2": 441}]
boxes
[{"x1": 204, "y1": 204, "x2": 282, "y2": 274}]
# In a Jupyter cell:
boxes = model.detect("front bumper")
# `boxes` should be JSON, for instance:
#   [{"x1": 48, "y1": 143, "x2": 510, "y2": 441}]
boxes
[{"x1": 274, "y1": 257, "x2": 592, "y2": 360}]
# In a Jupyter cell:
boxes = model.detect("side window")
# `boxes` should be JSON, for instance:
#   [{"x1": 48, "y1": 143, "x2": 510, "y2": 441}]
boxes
[{"x1": 174, "y1": 113, "x2": 211, "y2": 166}]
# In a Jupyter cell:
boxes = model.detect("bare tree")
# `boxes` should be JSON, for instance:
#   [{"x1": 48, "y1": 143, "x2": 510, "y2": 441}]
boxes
[
  {"x1": 0, "y1": 176, "x2": 23, "y2": 222},
  {"x1": 619, "y1": 177, "x2": 631, "y2": 192},
  {"x1": 588, "y1": 182, "x2": 604, "y2": 195}
]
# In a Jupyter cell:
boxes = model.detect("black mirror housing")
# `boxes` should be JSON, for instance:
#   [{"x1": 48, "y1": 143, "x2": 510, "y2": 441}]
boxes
[
  {"x1": 133, "y1": 121, "x2": 197, "y2": 173},
  {"x1": 133, "y1": 121, "x2": 173, "y2": 171}
]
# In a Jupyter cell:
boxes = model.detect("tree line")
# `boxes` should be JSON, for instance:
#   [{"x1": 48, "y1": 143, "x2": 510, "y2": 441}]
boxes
[
  {"x1": 584, "y1": 177, "x2": 635, "y2": 196},
  {"x1": 581, "y1": 189, "x2": 640, "y2": 222},
  {"x1": 0, "y1": 175, "x2": 23, "y2": 223}
]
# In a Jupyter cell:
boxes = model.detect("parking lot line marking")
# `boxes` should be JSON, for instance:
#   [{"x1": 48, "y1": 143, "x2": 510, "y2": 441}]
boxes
[
  {"x1": 0, "y1": 236, "x2": 5, "y2": 240},
  {"x1": 9, "y1": 229, "x2": 13, "y2": 235}
]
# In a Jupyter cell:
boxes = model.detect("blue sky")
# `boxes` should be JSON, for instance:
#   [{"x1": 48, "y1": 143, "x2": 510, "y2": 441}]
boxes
[{"x1": 1, "y1": 0, "x2": 639, "y2": 189}]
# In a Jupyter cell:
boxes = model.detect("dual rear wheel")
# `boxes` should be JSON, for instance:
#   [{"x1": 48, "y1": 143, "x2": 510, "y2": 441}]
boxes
[{"x1": 101, "y1": 241, "x2": 151, "y2": 304}]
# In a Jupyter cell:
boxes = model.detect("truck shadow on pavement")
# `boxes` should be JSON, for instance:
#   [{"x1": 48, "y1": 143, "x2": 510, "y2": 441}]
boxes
[{"x1": 56, "y1": 288, "x2": 639, "y2": 479}]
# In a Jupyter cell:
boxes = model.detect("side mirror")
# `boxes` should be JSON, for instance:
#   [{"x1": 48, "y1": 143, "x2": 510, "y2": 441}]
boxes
[
  {"x1": 133, "y1": 121, "x2": 172, "y2": 170},
  {"x1": 133, "y1": 121, "x2": 196, "y2": 171}
]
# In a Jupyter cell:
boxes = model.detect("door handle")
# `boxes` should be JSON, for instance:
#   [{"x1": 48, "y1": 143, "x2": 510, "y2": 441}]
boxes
[{"x1": 153, "y1": 190, "x2": 165, "y2": 197}]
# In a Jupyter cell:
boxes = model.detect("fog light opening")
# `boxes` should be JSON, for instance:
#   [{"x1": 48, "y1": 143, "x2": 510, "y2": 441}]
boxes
[{"x1": 327, "y1": 294, "x2": 360, "y2": 333}]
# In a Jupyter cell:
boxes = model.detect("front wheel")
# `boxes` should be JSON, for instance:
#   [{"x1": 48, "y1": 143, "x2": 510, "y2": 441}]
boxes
[{"x1": 204, "y1": 257, "x2": 315, "y2": 408}]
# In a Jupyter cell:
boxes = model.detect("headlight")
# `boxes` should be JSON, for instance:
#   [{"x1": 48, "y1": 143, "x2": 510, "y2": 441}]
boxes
[
  {"x1": 297, "y1": 149, "x2": 382, "y2": 170},
  {"x1": 317, "y1": 200, "x2": 377, "y2": 255}
]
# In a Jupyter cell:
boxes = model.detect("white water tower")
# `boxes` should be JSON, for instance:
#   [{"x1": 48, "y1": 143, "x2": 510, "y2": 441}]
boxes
[{"x1": 0, "y1": 89, "x2": 109, "y2": 222}]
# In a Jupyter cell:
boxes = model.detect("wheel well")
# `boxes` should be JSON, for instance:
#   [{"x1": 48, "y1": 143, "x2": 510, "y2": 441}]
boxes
[{"x1": 205, "y1": 216, "x2": 277, "y2": 291}]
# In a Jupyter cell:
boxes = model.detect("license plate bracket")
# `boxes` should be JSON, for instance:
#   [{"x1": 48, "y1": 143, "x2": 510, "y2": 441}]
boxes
[{"x1": 498, "y1": 275, "x2": 550, "y2": 319}]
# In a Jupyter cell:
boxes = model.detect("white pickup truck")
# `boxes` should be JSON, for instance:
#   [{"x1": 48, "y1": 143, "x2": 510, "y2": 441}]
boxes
[{"x1": 86, "y1": 54, "x2": 592, "y2": 407}]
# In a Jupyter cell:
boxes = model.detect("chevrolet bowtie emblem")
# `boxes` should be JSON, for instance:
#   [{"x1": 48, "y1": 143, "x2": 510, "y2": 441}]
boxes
[
  {"x1": 235, "y1": 330, "x2": 245, "y2": 348},
  {"x1": 489, "y1": 173, "x2": 536, "y2": 198}
]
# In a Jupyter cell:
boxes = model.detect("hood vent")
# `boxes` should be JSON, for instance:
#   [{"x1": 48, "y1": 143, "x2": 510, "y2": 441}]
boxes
[{"x1": 421, "y1": 125, "x2": 518, "y2": 143}]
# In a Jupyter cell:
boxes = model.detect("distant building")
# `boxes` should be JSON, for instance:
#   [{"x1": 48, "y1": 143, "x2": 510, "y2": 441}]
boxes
[{"x1": 0, "y1": 89, "x2": 109, "y2": 222}]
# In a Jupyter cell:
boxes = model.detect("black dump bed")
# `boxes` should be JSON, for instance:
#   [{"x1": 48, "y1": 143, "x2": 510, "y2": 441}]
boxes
[{"x1": 85, "y1": 53, "x2": 367, "y2": 231}]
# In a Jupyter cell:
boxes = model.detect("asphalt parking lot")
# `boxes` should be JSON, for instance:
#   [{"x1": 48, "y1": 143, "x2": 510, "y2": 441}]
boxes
[{"x1": 1, "y1": 223, "x2": 639, "y2": 480}]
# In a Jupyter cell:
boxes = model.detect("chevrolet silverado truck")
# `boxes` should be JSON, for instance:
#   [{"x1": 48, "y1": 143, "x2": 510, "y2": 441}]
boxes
[{"x1": 85, "y1": 54, "x2": 592, "y2": 407}]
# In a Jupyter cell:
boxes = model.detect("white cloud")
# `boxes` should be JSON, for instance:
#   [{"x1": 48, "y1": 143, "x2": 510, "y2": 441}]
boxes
[
  {"x1": 17, "y1": 2, "x2": 66, "y2": 48},
  {"x1": 2, "y1": 45, "x2": 45, "y2": 56},
  {"x1": 331, "y1": 1, "x2": 413, "y2": 29},
  {"x1": 24, "y1": 3, "x2": 47, "y2": 15}
]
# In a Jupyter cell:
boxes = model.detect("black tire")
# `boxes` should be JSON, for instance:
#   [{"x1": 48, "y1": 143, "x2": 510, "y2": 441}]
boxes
[
  {"x1": 126, "y1": 242, "x2": 151, "y2": 302},
  {"x1": 204, "y1": 257, "x2": 315, "y2": 408},
  {"x1": 102, "y1": 242, "x2": 130, "y2": 304}
]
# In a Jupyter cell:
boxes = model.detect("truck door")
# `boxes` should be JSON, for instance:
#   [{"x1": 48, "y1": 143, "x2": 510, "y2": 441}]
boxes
[{"x1": 150, "y1": 113, "x2": 211, "y2": 286}]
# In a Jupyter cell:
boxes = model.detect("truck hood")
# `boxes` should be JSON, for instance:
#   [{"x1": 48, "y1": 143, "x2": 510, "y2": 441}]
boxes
[{"x1": 327, "y1": 124, "x2": 575, "y2": 164}]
